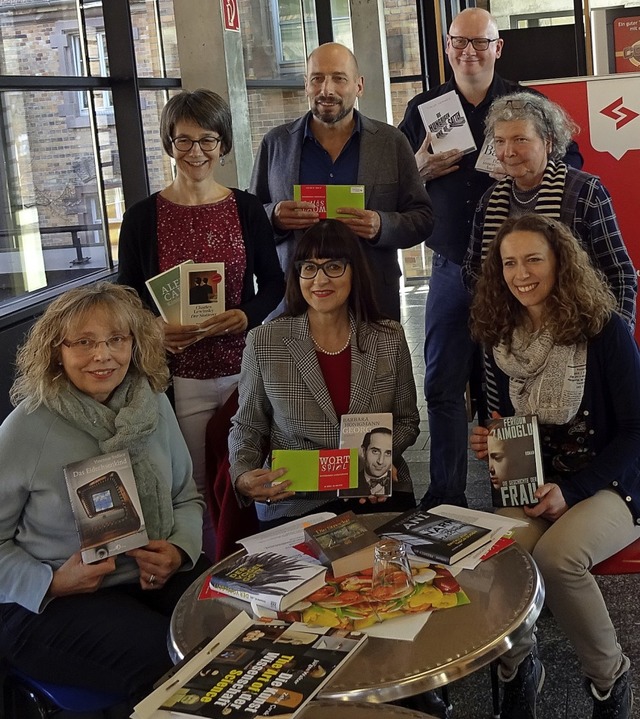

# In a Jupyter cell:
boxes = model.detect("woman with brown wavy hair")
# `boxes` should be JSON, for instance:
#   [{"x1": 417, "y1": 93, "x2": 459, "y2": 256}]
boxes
[{"x1": 469, "y1": 214, "x2": 640, "y2": 719}]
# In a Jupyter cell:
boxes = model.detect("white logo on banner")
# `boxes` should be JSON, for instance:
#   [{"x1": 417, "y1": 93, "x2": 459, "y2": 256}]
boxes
[{"x1": 587, "y1": 76, "x2": 640, "y2": 160}]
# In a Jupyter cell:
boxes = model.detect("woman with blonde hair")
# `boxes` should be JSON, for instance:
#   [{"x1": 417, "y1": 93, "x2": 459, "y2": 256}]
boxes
[{"x1": 0, "y1": 282, "x2": 206, "y2": 714}]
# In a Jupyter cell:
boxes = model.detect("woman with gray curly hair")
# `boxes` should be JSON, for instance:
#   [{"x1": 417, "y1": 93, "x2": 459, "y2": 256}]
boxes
[
  {"x1": 0, "y1": 282, "x2": 208, "y2": 714},
  {"x1": 463, "y1": 91, "x2": 636, "y2": 330}
]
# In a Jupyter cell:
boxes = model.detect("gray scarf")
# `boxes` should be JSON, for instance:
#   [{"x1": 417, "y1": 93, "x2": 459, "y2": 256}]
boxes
[{"x1": 48, "y1": 373, "x2": 173, "y2": 539}]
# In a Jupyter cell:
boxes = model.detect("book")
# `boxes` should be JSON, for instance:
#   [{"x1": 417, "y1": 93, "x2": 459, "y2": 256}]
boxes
[
  {"x1": 253, "y1": 559, "x2": 470, "y2": 633},
  {"x1": 474, "y1": 135, "x2": 504, "y2": 174},
  {"x1": 303, "y1": 511, "x2": 379, "y2": 578},
  {"x1": 487, "y1": 414, "x2": 545, "y2": 508},
  {"x1": 63, "y1": 450, "x2": 148, "y2": 564},
  {"x1": 376, "y1": 509, "x2": 492, "y2": 565},
  {"x1": 418, "y1": 90, "x2": 477, "y2": 155},
  {"x1": 270, "y1": 448, "x2": 358, "y2": 492},
  {"x1": 132, "y1": 612, "x2": 367, "y2": 719},
  {"x1": 179, "y1": 262, "x2": 225, "y2": 325},
  {"x1": 144, "y1": 260, "x2": 193, "y2": 324},
  {"x1": 293, "y1": 184, "x2": 365, "y2": 218},
  {"x1": 208, "y1": 551, "x2": 327, "y2": 611},
  {"x1": 337, "y1": 412, "x2": 393, "y2": 498}
]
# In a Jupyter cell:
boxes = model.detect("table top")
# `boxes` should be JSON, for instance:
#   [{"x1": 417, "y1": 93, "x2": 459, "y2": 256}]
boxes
[{"x1": 169, "y1": 513, "x2": 544, "y2": 703}]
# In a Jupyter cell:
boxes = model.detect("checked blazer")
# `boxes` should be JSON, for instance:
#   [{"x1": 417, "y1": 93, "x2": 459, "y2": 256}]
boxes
[{"x1": 228, "y1": 313, "x2": 420, "y2": 520}]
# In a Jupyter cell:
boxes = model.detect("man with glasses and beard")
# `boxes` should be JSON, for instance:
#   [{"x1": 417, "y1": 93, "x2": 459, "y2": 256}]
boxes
[
  {"x1": 399, "y1": 8, "x2": 582, "y2": 513},
  {"x1": 249, "y1": 42, "x2": 433, "y2": 322}
]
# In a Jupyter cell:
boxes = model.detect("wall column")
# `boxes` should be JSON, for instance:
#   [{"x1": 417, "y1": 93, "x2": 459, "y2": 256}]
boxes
[{"x1": 173, "y1": 0, "x2": 252, "y2": 189}]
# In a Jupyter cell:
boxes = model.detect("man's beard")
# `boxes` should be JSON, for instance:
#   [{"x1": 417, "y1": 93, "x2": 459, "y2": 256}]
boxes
[{"x1": 311, "y1": 95, "x2": 353, "y2": 124}]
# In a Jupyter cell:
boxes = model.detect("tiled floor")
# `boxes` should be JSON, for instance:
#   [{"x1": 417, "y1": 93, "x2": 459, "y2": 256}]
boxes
[{"x1": 399, "y1": 279, "x2": 640, "y2": 719}]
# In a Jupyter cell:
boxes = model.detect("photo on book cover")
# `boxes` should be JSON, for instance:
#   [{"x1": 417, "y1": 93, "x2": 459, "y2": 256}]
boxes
[{"x1": 338, "y1": 413, "x2": 393, "y2": 498}]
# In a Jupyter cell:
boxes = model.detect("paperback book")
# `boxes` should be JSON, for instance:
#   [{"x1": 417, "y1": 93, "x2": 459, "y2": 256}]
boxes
[
  {"x1": 132, "y1": 612, "x2": 367, "y2": 719},
  {"x1": 179, "y1": 262, "x2": 225, "y2": 325},
  {"x1": 487, "y1": 414, "x2": 545, "y2": 508},
  {"x1": 293, "y1": 184, "x2": 365, "y2": 218},
  {"x1": 208, "y1": 551, "x2": 326, "y2": 611},
  {"x1": 474, "y1": 135, "x2": 503, "y2": 174},
  {"x1": 337, "y1": 412, "x2": 393, "y2": 498},
  {"x1": 144, "y1": 259, "x2": 193, "y2": 324},
  {"x1": 376, "y1": 509, "x2": 491, "y2": 565},
  {"x1": 270, "y1": 448, "x2": 358, "y2": 492},
  {"x1": 63, "y1": 450, "x2": 148, "y2": 563},
  {"x1": 303, "y1": 511, "x2": 379, "y2": 577},
  {"x1": 418, "y1": 90, "x2": 476, "y2": 155}
]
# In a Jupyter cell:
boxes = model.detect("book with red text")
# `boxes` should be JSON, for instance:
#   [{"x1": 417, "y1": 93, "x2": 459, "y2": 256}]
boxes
[
  {"x1": 293, "y1": 184, "x2": 365, "y2": 218},
  {"x1": 271, "y1": 448, "x2": 358, "y2": 492}
]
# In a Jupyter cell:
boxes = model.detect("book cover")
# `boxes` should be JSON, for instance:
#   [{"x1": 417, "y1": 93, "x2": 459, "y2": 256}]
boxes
[
  {"x1": 303, "y1": 511, "x2": 379, "y2": 577},
  {"x1": 255, "y1": 560, "x2": 469, "y2": 632},
  {"x1": 474, "y1": 135, "x2": 504, "y2": 174},
  {"x1": 179, "y1": 262, "x2": 225, "y2": 325},
  {"x1": 337, "y1": 412, "x2": 393, "y2": 498},
  {"x1": 144, "y1": 259, "x2": 193, "y2": 324},
  {"x1": 417, "y1": 90, "x2": 477, "y2": 155},
  {"x1": 63, "y1": 450, "x2": 148, "y2": 564},
  {"x1": 293, "y1": 184, "x2": 365, "y2": 218},
  {"x1": 487, "y1": 414, "x2": 545, "y2": 508},
  {"x1": 132, "y1": 612, "x2": 367, "y2": 719},
  {"x1": 208, "y1": 551, "x2": 327, "y2": 612},
  {"x1": 270, "y1": 448, "x2": 358, "y2": 492},
  {"x1": 376, "y1": 509, "x2": 491, "y2": 565}
]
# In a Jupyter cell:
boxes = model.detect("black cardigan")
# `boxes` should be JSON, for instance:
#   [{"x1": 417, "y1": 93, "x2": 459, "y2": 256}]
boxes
[{"x1": 117, "y1": 188, "x2": 285, "y2": 330}]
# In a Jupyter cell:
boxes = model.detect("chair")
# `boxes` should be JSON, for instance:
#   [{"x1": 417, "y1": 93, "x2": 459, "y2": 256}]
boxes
[
  {"x1": 489, "y1": 538, "x2": 640, "y2": 717},
  {"x1": 3, "y1": 667, "x2": 125, "y2": 718}
]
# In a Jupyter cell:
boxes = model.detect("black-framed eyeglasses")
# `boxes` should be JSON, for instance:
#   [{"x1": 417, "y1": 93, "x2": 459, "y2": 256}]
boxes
[
  {"x1": 171, "y1": 136, "x2": 221, "y2": 153},
  {"x1": 448, "y1": 35, "x2": 499, "y2": 51},
  {"x1": 503, "y1": 99, "x2": 552, "y2": 135},
  {"x1": 61, "y1": 335, "x2": 133, "y2": 354},
  {"x1": 295, "y1": 258, "x2": 350, "y2": 279}
]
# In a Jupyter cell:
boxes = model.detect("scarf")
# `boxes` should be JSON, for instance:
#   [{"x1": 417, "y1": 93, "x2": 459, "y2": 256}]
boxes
[
  {"x1": 480, "y1": 161, "x2": 567, "y2": 261},
  {"x1": 48, "y1": 373, "x2": 173, "y2": 539},
  {"x1": 493, "y1": 327, "x2": 587, "y2": 425}
]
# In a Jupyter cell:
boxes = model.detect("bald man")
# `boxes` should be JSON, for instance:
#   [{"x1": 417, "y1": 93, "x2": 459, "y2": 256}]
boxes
[{"x1": 250, "y1": 42, "x2": 433, "y2": 321}]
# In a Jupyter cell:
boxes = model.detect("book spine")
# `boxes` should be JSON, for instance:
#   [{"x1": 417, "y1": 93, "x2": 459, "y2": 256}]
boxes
[
  {"x1": 208, "y1": 581, "x2": 283, "y2": 611},
  {"x1": 411, "y1": 545, "x2": 449, "y2": 565}
]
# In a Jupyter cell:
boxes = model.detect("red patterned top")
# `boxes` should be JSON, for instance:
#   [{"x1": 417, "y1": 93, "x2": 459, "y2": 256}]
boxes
[
  {"x1": 316, "y1": 348, "x2": 351, "y2": 418},
  {"x1": 156, "y1": 193, "x2": 246, "y2": 379}
]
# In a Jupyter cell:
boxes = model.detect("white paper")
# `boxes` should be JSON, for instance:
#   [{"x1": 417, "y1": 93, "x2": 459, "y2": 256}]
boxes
[{"x1": 418, "y1": 90, "x2": 476, "y2": 155}]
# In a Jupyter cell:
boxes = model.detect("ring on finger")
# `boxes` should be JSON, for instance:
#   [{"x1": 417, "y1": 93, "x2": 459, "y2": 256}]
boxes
[
  {"x1": 265, "y1": 498, "x2": 272, "y2": 504},
  {"x1": 148, "y1": 573, "x2": 156, "y2": 584}
]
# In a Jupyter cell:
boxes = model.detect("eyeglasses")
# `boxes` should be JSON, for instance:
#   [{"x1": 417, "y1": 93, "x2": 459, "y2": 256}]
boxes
[
  {"x1": 295, "y1": 258, "x2": 350, "y2": 279},
  {"x1": 61, "y1": 335, "x2": 133, "y2": 354},
  {"x1": 448, "y1": 36, "x2": 499, "y2": 51},
  {"x1": 171, "y1": 136, "x2": 221, "y2": 153},
  {"x1": 503, "y1": 99, "x2": 552, "y2": 135}
]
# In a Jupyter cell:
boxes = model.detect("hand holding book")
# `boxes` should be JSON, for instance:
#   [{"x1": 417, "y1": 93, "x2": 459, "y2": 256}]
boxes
[
  {"x1": 273, "y1": 200, "x2": 319, "y2": 231},
  {"x1": 415, "y1": 131, "x2": 464, "y2": 182}
]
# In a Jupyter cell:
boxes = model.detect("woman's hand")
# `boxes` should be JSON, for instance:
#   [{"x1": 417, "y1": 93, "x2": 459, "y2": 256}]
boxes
[
  {"x1": 524, "y1": 483, "x2": 569, "y2": 523},
  {"x1": 197, "y1": 309, "x2": 248, "y2": 338},
  {"x1": 235, "y1": 467, "x2": 294, "y2": 504},
  {"x1": 48, "y1": 552, "x2": 116, "y2": 598},
  {"x1": 126, "y1": 540, "x2": 186, "y2": 591},
  {"x1": 156, "y1": 316, "x2": 200, "y2": 354},
  {"x1": 470, "y1": 411, "x2": 502, "y2": 460}
]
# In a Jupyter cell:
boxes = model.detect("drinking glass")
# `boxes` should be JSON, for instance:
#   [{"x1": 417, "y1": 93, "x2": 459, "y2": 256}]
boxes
[{"x1": 371, "y1": 539, "x2": 415, "y2": 600}]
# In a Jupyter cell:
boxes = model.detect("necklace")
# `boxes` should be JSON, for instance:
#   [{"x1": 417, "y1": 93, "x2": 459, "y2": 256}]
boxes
[
  {"x1": 312, "y1": 330, "x2": 352, "y2": 356},
  {"x1": 511, "y1": 183, "x2": 540, "y2": 207}
]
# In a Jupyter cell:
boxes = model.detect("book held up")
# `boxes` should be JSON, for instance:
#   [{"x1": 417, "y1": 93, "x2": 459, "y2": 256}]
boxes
[
  {"x1": 180, "y1": 262, "x2": 225, "y2": 325},
  {"x1": 145, "y1": 260, "x2": 193, "y2": 325},
  {"x1": 418, "y1": 90, "x2": 476, "y2": 155},
  {"x1": 487, "y1": 414, "x2": 545, "y2": 508},
  {"x1": 293, "y1": 184, "x2": 365, "y2": 218},
  {"x1": 271, "y1": 448, "x2": 358, "y2": 492}
]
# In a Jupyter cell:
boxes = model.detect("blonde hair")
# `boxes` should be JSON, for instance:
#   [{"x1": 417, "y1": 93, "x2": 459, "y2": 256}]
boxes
[{"x1": 11, "y1": 282, "x2": 169, "y2": 411}]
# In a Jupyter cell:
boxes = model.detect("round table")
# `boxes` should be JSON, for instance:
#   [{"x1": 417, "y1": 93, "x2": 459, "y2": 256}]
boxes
[{"x1": 170, "y1": 514, "x2": 544, "y2": 703}]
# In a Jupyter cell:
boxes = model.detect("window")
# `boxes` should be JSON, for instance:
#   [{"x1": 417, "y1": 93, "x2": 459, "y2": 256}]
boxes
[{"x1": 70, "y1": 32, "x2": 113, "y2": 113}]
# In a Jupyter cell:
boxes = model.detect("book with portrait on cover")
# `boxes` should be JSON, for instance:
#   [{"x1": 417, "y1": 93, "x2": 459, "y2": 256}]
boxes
[
  {"x1": 417, "y1": 90, "x2": 477, "y2": 155},
  {"x1": 131, "y1": 612, "x2": 367, "y2": 719},
  {"x1": 487, "y1": 414, "x2": 545, "y2": 508},
  {"x1": 337, "y1": 412, "x2": 393, "y2": 498},
  {"x1": 208, "y1": 551, "x2": 327, "y2": 612},
  {"x1": 63, "y1": 449, "x2": 148, "y2": 564},
  {"x1": 179, "y1": 262, "x2": 225, "y2": 325}
]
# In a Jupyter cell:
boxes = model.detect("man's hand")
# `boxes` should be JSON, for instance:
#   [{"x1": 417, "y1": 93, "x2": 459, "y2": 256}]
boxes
[
  {"x1": 416, "y1": 132, "x2": 464, "y2": 182},
  {"x1": 335, "y1": 208, "x2": 381, "y2": 241},
  {"x1": 48, "y1": 552, "x2": 116, "y2": 597},
  {"x1": 126, "y1": 540, "x2": 186, "y2": 591},
  {"x1": 273, "y1": 201, "x2": 319, "y2": 232}
]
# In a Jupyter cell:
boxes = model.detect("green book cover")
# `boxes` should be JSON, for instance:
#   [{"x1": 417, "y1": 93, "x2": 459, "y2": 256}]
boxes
[
  {"x1": 271, "y1": 448, "x2": 358, "y2": 491},
  {"x1": 293, "y1": 184, "x2": 365, "y2": 219},
  {"x1": 144, "y1": 259, "x2": 193, "y2": 324}
]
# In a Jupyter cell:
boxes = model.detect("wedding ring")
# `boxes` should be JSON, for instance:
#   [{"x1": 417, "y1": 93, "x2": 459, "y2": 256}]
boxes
[{"x1": 148, "y1": 574, "x2": 156, "y2": 584}]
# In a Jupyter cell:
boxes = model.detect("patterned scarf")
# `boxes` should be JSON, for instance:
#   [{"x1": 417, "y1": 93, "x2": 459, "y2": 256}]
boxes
[
  {"x1": 493, "y1": 327, "x2": 587, "y2": 425},
  {"x1": 48, "y1": 373, "x2": 173, "y2": 539}
]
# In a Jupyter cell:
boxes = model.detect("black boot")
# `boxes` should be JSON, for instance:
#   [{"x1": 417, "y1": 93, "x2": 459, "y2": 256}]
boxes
[
  {"x1": 398, "y1": 689, "x2": 452, "y2": 719},
  {"x1": 589, "y1": 671, "x2": 633, "y2": 719},
  {"x1": 499, "y1": 649, "x2": 545, "y2": 719}
]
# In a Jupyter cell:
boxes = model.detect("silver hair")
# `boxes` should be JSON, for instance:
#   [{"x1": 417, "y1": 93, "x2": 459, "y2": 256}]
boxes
[{"x1": 484, "y1": 91, "x2": 579, "y2": 162}]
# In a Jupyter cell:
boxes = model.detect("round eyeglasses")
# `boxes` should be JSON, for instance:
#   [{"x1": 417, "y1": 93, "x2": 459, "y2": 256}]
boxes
[
  {"x1": 171, "y1": 136, "x2": 221, "y2": 153},
  {"x1": 61, "y1": 335, "x2": 133, "y2": 354},
  {"x1": 295, "y1": 259, "x2": 350, "y2": 280},
  {"x1": 448, "y1": 36, "x2": 499, "y2": 51}
]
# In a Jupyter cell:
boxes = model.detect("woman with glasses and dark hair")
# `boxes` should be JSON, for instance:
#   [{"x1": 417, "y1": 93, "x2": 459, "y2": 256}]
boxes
[
  {"x1": 117, "y1": 89, "x2": 284, "y2": 559},
  {"x1": 229, "y1": 220, "x2": 420, "y2": 528},
  {"x1": 0, "y1": 282, "x2": 208, "y2": 714},
  {"x1": 462, "y1": 91, "x2": 636, "y2": 330}
]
